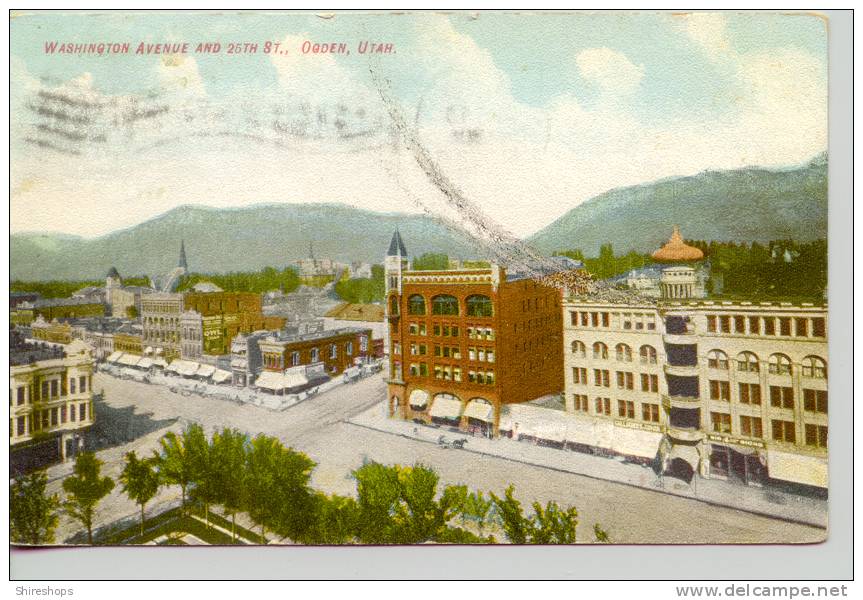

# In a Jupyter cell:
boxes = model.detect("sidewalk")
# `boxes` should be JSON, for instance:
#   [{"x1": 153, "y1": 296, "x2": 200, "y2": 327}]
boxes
[{"x1": 348, "y1": 401, "x2": 827, "y2": 529}]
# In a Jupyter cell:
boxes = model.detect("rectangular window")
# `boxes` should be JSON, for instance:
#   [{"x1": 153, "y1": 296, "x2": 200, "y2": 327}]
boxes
[
  {"x1": 80, "y1": 403, "x2": 87, "y2": 421},
  {"x1": 595, "y1": 397, "x2": 611, "y2": 416},
  {"x1": 602, "y1": 312, "x2": 610, "y2": 327},
  {"x1": 79, "y1": 376, "x2": 87, "y2": 393},
  {"x1": 70, "y1": 378, "x2": 76, "y2": 394},
  {"x1": 811, "y1": 318, "x2": 826, "y2": 338},
  {"x1": 453, "y1": 368, "x2": 462, "y2": 382},
  {"x1": 711, "y1": 412, "x2": 732, "y2": 434},
  {"x1": 410, "y1": 363, "x2": 419, "y2": 377},
  {"x1": 573, "y1": 394, "x2": 589, "y2": 412},
  {"x1": 581, "y1": 312, "x2": 589, "y2": 327},
  {"x1": 330, "y1": 345, "x2": 338, "y2": 359},
  {"x1": 779, "y1": 317, "x2": 791, "y2": 336},
  {"x1": 734, "y1": 316, "x2": 745, "y2": 333},
  {"x1": 16, "y1": 416, "x2": 25, "y2": 436},
  {"x1": 719, "y1": 316, "x2": 731, "y2": 333},
  {"x1": 419, "y1": 363, "x2": 428, "y2": 377},
  {"x1": 572, "y1": 367, "x2": 587, "y2": 384},
  {"x1": 61, "y1": 405, "x2": 67, "y2": 423},
  {"x1": 451, "y1": 326, "x2": 460, "y2": 337},
  {"x1": 769, "y1": 386, "x2": 794, "y2": 409},
  {"x1": 623, "y1": 313, "x2": 632, "y2": 330},
  {"x1": 740, "y1": 416, "x2": 763, "y2": 438},
  {"x1": 51, "y1": 408, "x2": 58, "y2": 426},
  {"x1": 17, "y1": 387, "x2": 25, "y2": 405},
  {"x1": 70, "y1": 404, "x2": 76, "y2": 421},
  {"x1": 642, "y1": 403, "x2": 660, "y2": 423},
  {"x1": 486, "y1": 371, "x2": 495, "y2": 385},
  {"x1": 594, "y1": 369, "x2": 610, "y2": 387},
  {"x1": 617, "y1": 400, "x2": 635, "y2": 419},
  {"x1": 346, "y1": 342, "x2": 353, "y2": 356},
  {"x1": 764, "y1": 318, "x2": 776, "y2": 336},
  {"x1": 570, "y1": 311, "x2": 578, "y2": 326},
  {"x1": 591, "y1": 312, "x2": 599, "y2": 327},
  {"x1": 738, "y1": 383, "x2": 762, "y2": 405},
  {"x1": 748, "y1": 316, "x2": 761, "y2": 335},
  {"x1": 804, "y1": 424, "x2": 828, "y2": 448},
  {"x1": 794, "y1": 318, "x2": 809, "y2": 337},
  {"x1": 709, "y1": 380, "x2": 730, "y2": 401},
  {"x1": 707, "y1": 315, "x2": 717, "y2": 332},
  {"x1": 803, "y1": 389, "x2": 828, "y2": 413},
  {"x1": 771, "y1": 419, "x2": 796, "y2": 444}
]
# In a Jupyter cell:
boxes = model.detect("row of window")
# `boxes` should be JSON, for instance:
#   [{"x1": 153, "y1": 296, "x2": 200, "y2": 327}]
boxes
[
  {"x1": 706, "y1": 381, "x2": 828, "y2": 413},
  {"x1": 707, "y1": 314, "x2": 826, "y2": 338},
  {"x1": 406, "y1": 323, "x2": 496, "y2": 340},
  {"x1": 712, "y1": 414, "x2": 827, "y2": 448},
  {"x1": 10, "y1": 375, "x2": 91, "y2": 406},
  {"x1": 408, "y1": 362, "x2": 495, "y2": 385},
  {"x1": 571, "y1": 368, "x2": 660, "y2": 393},
  {"x1": 263, "y1": 342, "x2": 356, "y2": 369},
  {"x1": 569, "y1": 311, "x2": 658, "y2": 331},
  {"x1": 575, "y1": 395, "x2": 661, "y2": 423},
  {"x1": 572, "y1": 341, "x2": 658, "y2": 364},
  {"x1": 406, "y1": 294, "x2": 494, "y2": 317},
  {"x1": 11, "y1": 402, "x2": 90, "y2": 436},
  {"x1": 708, "y1": 350, "x2": 827, "y2": 378}
]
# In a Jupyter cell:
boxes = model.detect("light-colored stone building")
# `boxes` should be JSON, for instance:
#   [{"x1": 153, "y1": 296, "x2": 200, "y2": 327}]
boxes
[
  {"x1": 141, "y1": 292, "x2": 184, "y2": 361},
  {"x1": 10, "y1": 338, "x2": 95, "y2": 467}
]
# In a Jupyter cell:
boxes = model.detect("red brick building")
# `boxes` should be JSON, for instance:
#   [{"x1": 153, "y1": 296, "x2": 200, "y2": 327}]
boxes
[
  {"x1": 258, "y1": 327, "x2": 372, "y2": 377},
  {"x1": 383, "y1": 231, "x2": 564, "y2": 436}
]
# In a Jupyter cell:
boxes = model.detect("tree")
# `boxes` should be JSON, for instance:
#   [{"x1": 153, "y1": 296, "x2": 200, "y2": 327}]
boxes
[
  {"x1": 529, "y1": 500, "x2": 579, "y2": 544},
  {"x1": 119, "y1": 451, "x2": 161, "y2": 537},
  {"x1": 303, "y1": 492, "x2": 359, "y2": 545},
  {"x1": 489, "y1": 485, "x2": 531, "y2": 544},
  {"x1": 270, "y1": 444, "x2": 317, "y2": 542},
  {"x1": 593, "y1": 523, "x2": 611, "y2": 543},
  {"x1": 155, "y1": 424, "x2": 205, "y2": 513},
  {"x1": 244, "y1": 435, "x2": 283, "y2": 540},
  {"x1": 352, "y1": 462, "x2": 487, "y2": 544},
  {"x1": 10, "y1": 470, "x2": 60, "y2": 545},
  {"x1": 188, "y1": 428, "x2": 219, "y2": 530},
  {"x1": 210, "y1": 428, "x2": 249, "y2": 542},
  {"x1": 411, "y1": 253, "x2": 449, "y2": 271},
  {"x1": 462, "y1": 490, "x2": 494, "y2": 536},
  {"x1": 62, "y1": 452, "x2": 115, "y2": 544}
]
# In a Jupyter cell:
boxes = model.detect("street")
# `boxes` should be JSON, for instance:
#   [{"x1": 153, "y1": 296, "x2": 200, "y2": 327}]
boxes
[{"x1": 41, "y1": 371, "x2": 826, "y2": 544}]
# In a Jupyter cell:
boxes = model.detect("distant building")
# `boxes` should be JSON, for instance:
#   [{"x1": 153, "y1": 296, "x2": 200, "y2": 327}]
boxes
[
  {"x1": 258, "y1": 327, "x2": 371, "y2": 379},
  {"x1": 141, "y1": 292, "x2": 184, "y2": 361},
  {"x1": 190, "y1": 281, "x2": 223, "y2": 293},
  {"x1": 72, "y1": 285, "x2": 107, "y2": 304},
  {"x1": 149, "y1": 241, "x2": 189, "y2": 293},
  {"x1": 31, "y1": 317, "x2": 73, "y2": 344},
  {"x1": 295, "y1": 242, "x2": 341, "y2": 285},
  {"x1": 180, "y1": 310, "x2": 204, "y2": 360},
  {"x1": 31, "y1": 297, "x2": 106, "y2": 321},
  {"x1": 183, "y1": 291, "x2": 285, "y2": 356},
  {"x1": 229, "y1": 331, "x2": 269, "y2": 387},
  {"x1": 562, "y1": 226, "x2": 828, "y2": 490},
  {"x1": 384, "y1": 231, "x2": 566, "y2": 436},
  {"x1": 323, "y1": 303, "x2": 386, "y2": 345},
  {"x1": 10, "y1": 335, "x2": 95, "y2": 472},
  {"x1": 10, "y1": 291, "x2": 41, "y2": 309}
]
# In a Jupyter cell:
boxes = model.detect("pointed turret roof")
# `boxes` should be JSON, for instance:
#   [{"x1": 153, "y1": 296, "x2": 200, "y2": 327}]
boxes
[
  {"x1": 652, "y1": 225, "x2": 704, "y2": 262},
  {"x1": 387, "y1": 230, "x2": 408, "y2": 257},
  {"x1": 178, "y1": 240, "x2": 188, "y2": 270},
  {"x1": 106, "y1": 266, "x2": 121, "y2": 279}
]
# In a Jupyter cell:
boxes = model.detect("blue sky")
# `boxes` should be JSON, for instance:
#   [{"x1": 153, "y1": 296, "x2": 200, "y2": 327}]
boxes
[{"x1": 10, "y1": 11, "x2": 828, "y2": 237}]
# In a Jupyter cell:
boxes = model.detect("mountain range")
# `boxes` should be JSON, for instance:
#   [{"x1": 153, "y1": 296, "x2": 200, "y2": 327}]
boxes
[{"x1": 11, "y1": 154, "x2": 827, "y2": 281}]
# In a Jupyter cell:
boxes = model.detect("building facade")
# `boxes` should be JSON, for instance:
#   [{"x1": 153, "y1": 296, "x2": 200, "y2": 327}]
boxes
[
  {"x1": 141, "y1": 293, "x2": 184, "y2": 360},
  {"x1": 10, "y1": 338, "x2": 95, "y2": 470},
  {"x1": 384, "y1": 232, "x2": 564, "y2": 435},
  {"x1": 258, "y1": 327, "x2": 371, "y2": 378},
  {"x1": 561, "y1": 228, "x2": 828, "y2": 490}
]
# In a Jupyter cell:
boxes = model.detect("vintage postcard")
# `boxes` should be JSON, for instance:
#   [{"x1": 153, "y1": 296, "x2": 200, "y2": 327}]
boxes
[{"x1": 9, "y1": 10, "x2": 829, "y2": 549}]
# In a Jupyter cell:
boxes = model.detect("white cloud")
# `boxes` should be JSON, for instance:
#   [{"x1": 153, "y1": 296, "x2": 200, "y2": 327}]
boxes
[{"x1": 575, "y1": 48, "x2": 645, "y2": 96}]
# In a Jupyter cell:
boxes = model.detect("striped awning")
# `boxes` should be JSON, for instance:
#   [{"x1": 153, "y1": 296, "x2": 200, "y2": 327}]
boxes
[
  {"x1": 429, "y1": 397, "x2": 462, "y2": 419},
  {"x1": 195, "y1": 364, "x2": 216, "y2": 378},
  {"x1": 212, "y1": 369, "x2": 232, "y2": 384},
  {"x1": 463, "y1": 400, "x2": 494, "y2": 422},
  {"x1": 107, "y1": 351, "x2": 124, "y2": 363}
]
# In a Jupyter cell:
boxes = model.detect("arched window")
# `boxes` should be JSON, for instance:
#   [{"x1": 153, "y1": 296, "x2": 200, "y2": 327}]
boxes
[
  {"x1": 802, "y1": 356, "x2": 827, "y2": 379},
  {"x1": 615, "y1": 343, "x2": 632, "y2": 362},
  {"x1": 707, "y1": 349, "x2": 729, "y2": 370},
  {"x1": 466, "y1": 295, "x2": 494, "y2": 317},
  {"x1": 592, "y1": 342, "x2": 608, "y2": 360},
  {"x1": 408, "y1": 295, "x2": 426, "y2": 315},
  {"x1": 432, "y1": 295, "x2": 460, "y2": 316},
  {"x1": 737, "y1": 352, "x2": 760, "y2": 373},
  {"x1": 639, "y1": 345, "x2": 657, "y2": 364},
  {"x1": 571, "y1": 340, "x2": 586, "y2": 357},
  {"x1": 768, "y1": 353, "x2": 792, "y2": 375}
]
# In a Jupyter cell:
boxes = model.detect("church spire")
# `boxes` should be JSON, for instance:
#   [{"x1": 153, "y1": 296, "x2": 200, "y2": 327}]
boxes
[{"x1": 178, "y1": 240, "x2": 188, "y2": 271}]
